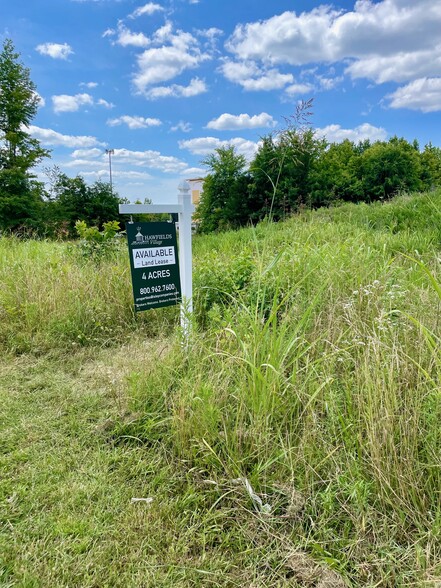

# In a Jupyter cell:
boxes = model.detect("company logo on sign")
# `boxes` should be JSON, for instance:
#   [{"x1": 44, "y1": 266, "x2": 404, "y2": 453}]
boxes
[
  {"x1": 132, "y1": 227, "x2": 172, "y2": 246},
  {"x1": 132, "y1": 246, "x2": 176, "y2": 268}
]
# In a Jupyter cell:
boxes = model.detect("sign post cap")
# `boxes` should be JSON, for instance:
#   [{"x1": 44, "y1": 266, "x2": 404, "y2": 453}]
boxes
[{"x1": 178, "y1": 180, "x2": 190, "y2": 191}]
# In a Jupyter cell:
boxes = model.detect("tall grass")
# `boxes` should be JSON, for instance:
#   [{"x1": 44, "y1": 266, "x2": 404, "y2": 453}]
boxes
[
  {"x1": 146, "y1": 248, "x2": 439, "y2": 584},
  {"x1": 0, "y1": 237, "x2": 179, "y2": 353},
  {"x1": 1, "y1": 189, "x2": 440, "y2": 586},
  {"x1": 129, "y1": 190, "x2": 441, "y2": 586}
]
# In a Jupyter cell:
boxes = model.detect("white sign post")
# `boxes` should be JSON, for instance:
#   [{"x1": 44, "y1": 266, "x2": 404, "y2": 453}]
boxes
[{"x1": 119, "y1": 181, "x2": 194, "y2": 340}]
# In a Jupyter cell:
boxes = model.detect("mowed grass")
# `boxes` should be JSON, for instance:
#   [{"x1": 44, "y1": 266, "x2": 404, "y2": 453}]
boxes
[
  {"x1": 0, "y1": 190, "x2": 440, "y2": 587},
  {"x1": 1, "y1": 343, "x2": 250, "y2": 587}
]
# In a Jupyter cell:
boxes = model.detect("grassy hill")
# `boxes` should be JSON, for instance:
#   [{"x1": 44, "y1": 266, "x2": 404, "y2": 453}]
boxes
[{"x1": 1, "y1": 190, "x2": 440, "y2": 587}]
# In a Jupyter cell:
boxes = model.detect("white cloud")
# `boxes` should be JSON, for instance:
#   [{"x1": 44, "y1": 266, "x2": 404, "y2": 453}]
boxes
[
  {"x1": 317, "y1": 73, "x2": 343, "y2": 91},
  {"x1": 331, "y1": 0, "x2": 441, "y2": 59},
  {"x1": 179, "y1": 136, "x2": 260, "y2": 160},
  {"x1": 133, "y1": 26, "x2": 210, "y2": 93},
  {"x1": 180, "y1": 167, "x2": 206, "y2": 176},
  {"x1": 52, "y1": 93, "x2": 113, "y2": 113},
  {"x1": 52, "y1": 93, "x2": 93, "y2": 113},
  {"x1": 107, "y1": 115, "x2": 162, "y2": 129},
  {"x1": 225, "y1": 1, "x2": 441, "y2": 86},
  {"x1": 221, "y1": 60, "x2": 293, "y2": 91},
  {"x1": 114, "y1": 171, "x2": 154, "y2": 180},
  {"x1": 71, "y1": 148, "x2": 103, "y2": 158},
  {"x1": 316, "y1": 123, "x2": 388, "y2": 143},
  {"x1": 206, "y1": 112, "x2": 277, "y2": 131},
  {"x1": 171, "y1": 121, "x2": 192, "y2": 132},
  {"x1": 80, "y1": 81, "x2": 99, "y2": 89},
  {"x1": 226, "y1": 7, "x2": 341, "y2": 65},
  {"x1": 284, "y1": 83, "x2": 314, "y2": 96},
  {"x1": 129, "y1": 3, "x2": 164, "y2": 18},
  {"x1": 97, "y1": 98, "x2": 115, "y2": 108},
  {"x1": 145, "y1": 78, "x2": 207, "y2": 99},
  {"x1": 82, "y1": 170, "x2": 154, "y2": 180},
  {"x1": 114, "y1": 22, "x2": 150, "y2": 48},
  {"x1": 387, "y1": 77, "x2": 441, "y2": 112},
  {"x1": 346, "y1": 47, "x2": 441, "y2": 84},
  {"x1": 35, "y1": 92, "x2": 46, "y2": 108},
  {"x1": 196, "y1": 27, "x2": 223, "y2": 50},
  {"x1": 153, "y1": 22, "x2": 174, "y2": 44},
  {"x1": 179, "y1": 137, "x2": 225, "y2": 155},
  {"x1": 36, "y1": 42, "x2": 73, "y2": 60},
  {"x1": 240, "y1": 71, "x2": 294, "y2": 92},
  {"x1": 29, "y1": 125, "x2": 105, "y2": 148},
  {"x1": 197, "y1": 27, "x2": 223, "y2": 40},
  {"x1": 64, "y1": 158, "x2": 103, "y2": 168},
  {"x1": 113, "y1": 148, "x2": 188, "y2": 173},
  {"x1": 80, "y1": 170, "x2": 112, "y2": 179}
]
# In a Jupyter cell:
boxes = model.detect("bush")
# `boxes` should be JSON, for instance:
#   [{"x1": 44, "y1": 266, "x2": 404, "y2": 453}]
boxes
[{"x1": 73, "y1": 220, "x2": 122, "y2": 262}]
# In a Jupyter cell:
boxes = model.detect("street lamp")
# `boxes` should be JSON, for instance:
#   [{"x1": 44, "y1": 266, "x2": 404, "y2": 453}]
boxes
[{"x1": 105, "y1": 148, "x2": 114, "y2": 193}]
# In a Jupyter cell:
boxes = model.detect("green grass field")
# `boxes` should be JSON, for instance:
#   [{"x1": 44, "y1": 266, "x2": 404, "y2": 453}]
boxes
[{"x1": 1, "y1": 190, "x2": 440, "y2": 587}]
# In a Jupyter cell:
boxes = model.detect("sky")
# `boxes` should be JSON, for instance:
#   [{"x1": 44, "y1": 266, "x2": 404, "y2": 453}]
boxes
[{"x1": 2, "y1": 0, "x2": 441, "y2": 204}]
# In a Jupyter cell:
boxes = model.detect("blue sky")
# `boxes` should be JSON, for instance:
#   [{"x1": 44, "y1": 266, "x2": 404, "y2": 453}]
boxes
[{"x1": 2, "y1": 0, "x2": 441, "y2": 203}]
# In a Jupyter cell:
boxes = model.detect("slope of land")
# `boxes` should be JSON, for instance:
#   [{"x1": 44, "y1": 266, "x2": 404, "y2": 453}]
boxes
[{"x1": 1, "y1": 191, "x2": 440, "y2": 587}]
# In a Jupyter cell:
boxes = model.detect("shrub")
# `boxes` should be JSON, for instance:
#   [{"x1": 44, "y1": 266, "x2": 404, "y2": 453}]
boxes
[{"x1": 73, "y1": 219, "x2": 122, "y2": 262}]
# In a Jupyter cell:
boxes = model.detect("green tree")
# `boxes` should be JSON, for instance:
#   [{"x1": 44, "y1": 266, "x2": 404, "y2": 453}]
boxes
[
  {"x1": 0, "y1": 39, "x2": 49, "y2": 231},
  {"x1": 310, "y1": 139, "x2": 363, "y2": 205},
  {"x1": 47, "y1": 171, "x2": 121, "y2": 237},
  {"x1": 88, "y1": 180, "x2": 121, "y2": 227},
  {"x1": 248, "y1": 100, "x2": 326, "y2": 219},
  {"x1": 420, "y1": 142, "x2": 441, "y2": 191},
  {"x1": 195, "y1": 146, "x2": 250, "y2": 232},
  {"x1": 276, "y1": 127, "x2": 326, "y2": 211},
  {"x1": 248, "y1": 129, "x2": 325, "y2": 219},
  {"x1": 247, "y1": 135, "x2": 281, "y2": 220},
  {"x1": 359, "y1": 137, "x2": 422, "y2": 201}
]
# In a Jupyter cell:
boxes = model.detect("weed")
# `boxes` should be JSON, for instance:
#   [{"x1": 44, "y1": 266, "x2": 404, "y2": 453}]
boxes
[{"x1": 73, "y1": 219, "x2": 123, "y2": 263}]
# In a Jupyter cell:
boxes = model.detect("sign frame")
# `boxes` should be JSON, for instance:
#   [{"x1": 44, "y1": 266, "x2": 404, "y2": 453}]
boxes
[{"x1": 119, "y1": 181, "x2": 194, "y2": 340}]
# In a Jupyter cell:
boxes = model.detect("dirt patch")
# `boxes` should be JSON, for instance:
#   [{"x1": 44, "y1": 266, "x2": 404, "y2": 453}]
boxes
[{"x1": 286, "y1": 551, "x2": 348, "y2": 587}]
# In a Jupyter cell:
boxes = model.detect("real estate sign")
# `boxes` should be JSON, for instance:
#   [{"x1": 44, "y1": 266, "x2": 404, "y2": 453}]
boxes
[{"x1": 126, "y1": 221, "x2": 181, "y2": 311}]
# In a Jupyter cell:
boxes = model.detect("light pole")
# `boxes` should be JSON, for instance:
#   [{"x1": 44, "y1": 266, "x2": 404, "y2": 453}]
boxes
[{"x1": 105, "y1": 148, "x2": 114, "y2": 193}]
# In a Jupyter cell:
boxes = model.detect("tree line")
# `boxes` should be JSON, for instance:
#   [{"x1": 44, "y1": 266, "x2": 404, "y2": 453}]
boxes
[
  {"x1": 2, "y1": 38, "x2": 441, "y2": 238},
  {"x1": 196, "y1": 106, "x2": 441, "y2": 233},
  {"x1": 0, "y1": 39, "x2": 121, "y2": 237}
]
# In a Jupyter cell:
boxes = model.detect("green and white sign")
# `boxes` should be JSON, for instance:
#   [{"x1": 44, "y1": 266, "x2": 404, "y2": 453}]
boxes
[{"x1": 126, "y1": 221, "x2": 181, "y2": 312}]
